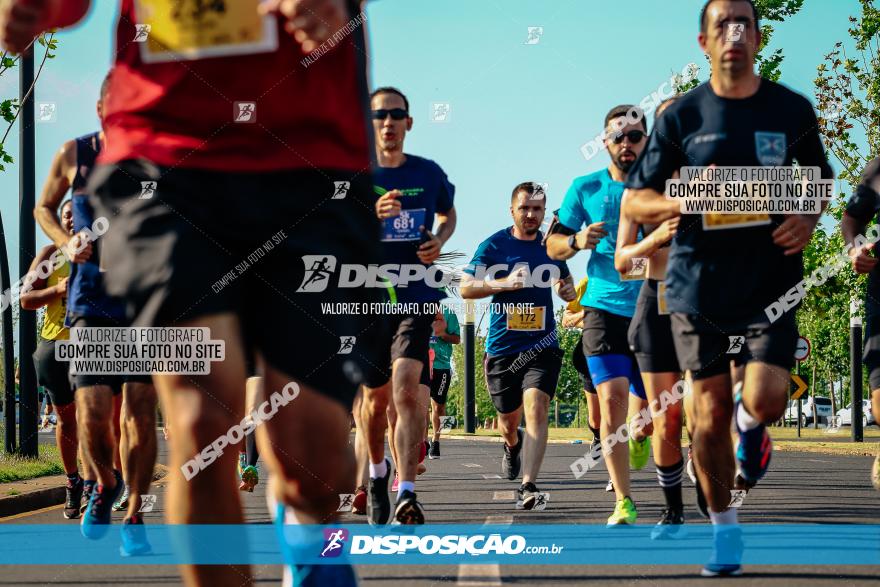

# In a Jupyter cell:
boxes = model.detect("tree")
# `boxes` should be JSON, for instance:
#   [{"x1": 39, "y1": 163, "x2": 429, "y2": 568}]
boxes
[{"x1": 753, "y1": 0, "x2": 806, "y2": 81}]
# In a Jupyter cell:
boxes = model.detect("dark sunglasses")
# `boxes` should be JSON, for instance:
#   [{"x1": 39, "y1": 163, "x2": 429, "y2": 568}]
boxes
[
  {"x1": 611, "y1": 130, "x2": 646, "y2": 144},
  {"x1": 372, "y1": 108, "x2": 409, "y2": 121}
]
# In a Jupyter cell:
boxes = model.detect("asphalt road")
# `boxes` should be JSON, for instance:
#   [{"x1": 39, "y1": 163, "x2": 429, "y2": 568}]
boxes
[{"x1": 1, "y1": 434, "x2": 878, "y2": 586}]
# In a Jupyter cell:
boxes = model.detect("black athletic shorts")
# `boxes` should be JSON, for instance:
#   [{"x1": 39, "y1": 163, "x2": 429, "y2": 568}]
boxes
[
  {"x1": 484, "y1": 347, "x2": 563, "y2": 414},
  {"x1": 864, "y1": 302, "x2": 880, "y2": 391},
  {"x1": 670, "y1": 310, "x2": 798, "y2": 380},
  {"x1": 33, "y1": 338, "x2": 75, "y2": 406},
  {"x1": 361, "y1": 313, "x2": 433, "y2": 389},
  {"x1": 89, "y1": 161, "x2": 384, "y2": 411},
  {"x1": 430, "y1": 368, "x2": 451, "y2": 404},
  {"x1": 570, "y1": 332, "x2": 596, "y2": 394},
  {"x1": 67, "y1": 317, "x2": 151, "y2": 393},
  {"x1": 582, "y1": 307, "x2": 633, "y2": 357},
  {"x1": 628, "y1": 279, "x2": 680, "y2": 373}
]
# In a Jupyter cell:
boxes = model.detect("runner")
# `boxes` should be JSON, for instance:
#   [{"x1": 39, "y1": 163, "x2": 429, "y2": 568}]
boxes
[
  {"x1": 428, "y1": 307, "x2": 460, "y2": 458},
  {"x1": 841, "y1": 156, "x2": 880, "y2": 490},
  {"x1": 21, "y1": 200, "x2": 82, "y2": 519},
  {"x1": 623, "y1": 0, "x2": 833, "y2": 574},
  {"x1": 3, "y1": 1, "x2": 382, "y2": 584},
  {"x1": 238, "y1": 369, "x2": 261, "y2": 493},
  {"x1": 546, "y1": 104, "x2": 651, "y2": 525},
  {"x1": 461, "y1": 182, "x2": 575, "y2": 508},
  {"x1": 363, "y1": 86, "x2": 456, "y2": 526}
]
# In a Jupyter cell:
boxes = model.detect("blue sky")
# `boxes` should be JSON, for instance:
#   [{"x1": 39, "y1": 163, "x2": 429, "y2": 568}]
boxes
[{"x1": 0, "y1": 0, "x2": 867, "y2": 314}]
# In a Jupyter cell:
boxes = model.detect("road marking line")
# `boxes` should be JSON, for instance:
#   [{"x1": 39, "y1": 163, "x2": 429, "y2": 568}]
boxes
[
  {"x1": 481, "y1": 474, "x2": 501, "y2": 479},
  {"x1": 463, "y1": 463, "x2": 482, "y2": 468},
  {"x1": 484, "y1": 514, "x2": 514, "y2": 525},
  {"x1": 0, "y1": 503, "x2": 63, "y2": 522},
  {"x1": 456, "y1": 564, "x2": 501, "y2": 586},
  {"x1": 493, "y1": 490, "x2": 514, "y2": 501}
]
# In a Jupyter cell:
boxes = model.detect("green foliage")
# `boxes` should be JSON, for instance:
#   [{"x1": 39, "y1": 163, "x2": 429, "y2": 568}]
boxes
[{"x1": 754, "y1": 0, "x2": 806, "y2": 81}]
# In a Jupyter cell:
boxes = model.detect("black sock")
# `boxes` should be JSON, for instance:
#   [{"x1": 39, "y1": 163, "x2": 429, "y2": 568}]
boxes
[
  {"x1": 246, "y1": 431, "x2": 259, "y2": 467},
  {"x1": 589, "y1": 426, "x2": 600, "y2": 442},
  {"x1": 66, "y1": 471, "x2": 80, "y2": 483},
  {"x1": 657, "y1": 459, "x2": 684, "y2": 510}
]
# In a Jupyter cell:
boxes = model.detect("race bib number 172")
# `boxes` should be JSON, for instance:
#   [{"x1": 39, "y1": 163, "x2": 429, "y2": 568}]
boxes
[
  {"x1": 135, "y1": 0, "x2": 279, "y2": 64},
  {"x1": 506, "y1": 307, "x2": 546, "y2": 331}
]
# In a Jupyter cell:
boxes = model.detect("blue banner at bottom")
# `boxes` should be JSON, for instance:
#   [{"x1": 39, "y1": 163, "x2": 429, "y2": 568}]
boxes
[{"x1": 0, "y1": 524, "x2": 877, "y2": 565}]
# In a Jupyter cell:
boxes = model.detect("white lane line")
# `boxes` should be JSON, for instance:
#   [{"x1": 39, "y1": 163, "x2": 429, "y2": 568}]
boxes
[
  {"x1": 456, "y1": 564, "x2": 502, "y2": 586},
  {"x1": 463, "y1": 463, "x2": 482, "y2": 468},
  {"x1": 484, "y1": 514, "x2": 514, "y2": 525},
  {"x1": 493, "y1": 490, "x2": 514, "y2": 501},
  {"x1": 482, "y1": 474, "x2": 502, "y2": 479}
]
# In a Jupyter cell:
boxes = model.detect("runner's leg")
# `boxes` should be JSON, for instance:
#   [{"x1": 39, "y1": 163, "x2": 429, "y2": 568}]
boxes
[
  {"x1": 121, "y1": 381, "x2": 158, "y2": 520},
  {"x1": 392, "y1": 358, "x2": 428, "y2": 486},
  {"x1": 75, "y1": 385, "x2": 118, "y2": 489},
  {"x1": 597, "y1": 377, "x2": 631, "y2": 500},
  {"x1": 521, "y1": 388, "x2": 549, "y2": 485},
  {"x1": 691, "y1": 373, "x2": 735, "y2": 512}
]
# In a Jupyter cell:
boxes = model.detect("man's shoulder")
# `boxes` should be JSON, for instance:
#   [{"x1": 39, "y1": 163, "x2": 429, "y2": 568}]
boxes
[{"x1": 568, "y1": 170, "x2": 608, "y2": 197}]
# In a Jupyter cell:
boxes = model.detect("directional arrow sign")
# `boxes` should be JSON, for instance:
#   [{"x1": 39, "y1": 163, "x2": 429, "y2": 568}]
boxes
[
  {"x1": 794, "y1": 336, "x2": 810, "y2": 362},
  {"x1": 790, "y1": 374, "x2": 808, "y2": 400}
]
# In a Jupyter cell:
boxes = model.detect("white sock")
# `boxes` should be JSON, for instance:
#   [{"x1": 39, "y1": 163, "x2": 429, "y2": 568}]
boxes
[
  {"x1": 398, "y1": 480, "x2": 415, "y2": 497},
  {"x1": 708, "y1": 507, "x2": 737, "y2": 526},
  {"x1": 369, "y1": 459, "x2": 388, "y2": 479},
  {"x1": 736, "y1": 402, "x2": 760, "y2": 431}
]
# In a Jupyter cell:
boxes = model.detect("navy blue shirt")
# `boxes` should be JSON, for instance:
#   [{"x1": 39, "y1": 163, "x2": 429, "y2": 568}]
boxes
[
  {"x1": 374, "y1": 154, "x2": 455, "y2": 304},
  {"x1": 845, "y1": 157, "x2": 880, "y2": 308},
  {"x1": 465, "y1": 228, "x2": 570, "y2": 356}
]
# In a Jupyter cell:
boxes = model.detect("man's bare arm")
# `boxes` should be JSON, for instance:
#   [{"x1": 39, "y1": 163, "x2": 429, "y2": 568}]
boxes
[
  {"x1": 34, "y1": 141, "x2": 75, "y2": 249},
  {"x1": 20, "y1": 245, "x2": 64, "y2": 310},
  {"x1": 622, "y1": 187, "x2": 680, "y2": 225}
]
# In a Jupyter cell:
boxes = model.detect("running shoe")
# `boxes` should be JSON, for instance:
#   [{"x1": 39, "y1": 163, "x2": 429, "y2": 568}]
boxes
[
  {"x1": 734, "y1": 395, "x2": 772, "y2": 485},
  {"x1": 605, "y1": 479, "x2": 614, "y2": 492},
  {"x1": 650, "y1": 507, "x2": 685, "y2": 540},
  {"x1": 428, "y1": 440, "x2": 440, "y2": 459},
  {"x1": 519, "y1": 482, "x2": 540, "y2": 511},
  {"x1": 81, "y1": 470, "x2": 123, "y2": 539},
  {"x1": 80, "y1": 481, "x2": 95, "y2": 515},
  {"x1": 119, "y1": 513, "x2": 151, "y2": 557},
  {"x1": 694, "y1": 475, "x2": 710, "y2": 519},
  {"x1": 367, "y1": 457, "x2": 393, "y2": 526},
  {"x1": 240, "y1": 465, "x2": 259, "y2": 492},
  {"x1": 392, "y1": 489, "x2": 425, "y2": 525},
  {"x1": 607, "y1": 497, "x2": 637, "y2": 526},
  {"x1": 351, "y1": 485, "x2": 367, "y2": 515},
  {"x1": 502, "y1": 428, "x2": 524, "y2": 481},
  {"x1": 701, "y1": 526, "x2": 744, "y2": 577},
  {"x1": 590, "y1": 435, "x2": 602, "y2": 455},
  {"x1": 63, "y1": 476, "x2": 83, "y2": 520},
  {"x1": 872, "y1": 454, "x2": 880, "y2": 491},
  {"x1": 629, "y1": 434, "x2": 651, "y2": 471},
  {"x1": 237, "y1": 452, "x2": 247, "y2": 480},
  {"x1": 686, "y1": 447, "x2": 697, "y2": 484},
  {"x1": 391, "y1": 472, "x2": 399, "y2": 493},
  {"x1": 112, "y1": 483, "x2": 130, "y2": 512}
]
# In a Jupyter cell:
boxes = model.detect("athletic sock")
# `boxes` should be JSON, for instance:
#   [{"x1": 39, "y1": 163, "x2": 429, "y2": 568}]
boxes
[
  {"x1": 66, "y1": 471, "x2": 80, "y2": 483},
  {"x1": 736, "y1": 402, "x2": 760, "y2": 432},
  {"x1": 397, "y1": 481, "x2": 415, "y2": 498},
  {"x1": 589, "y1": 426, "x2": 600, "y2": 442},
  {"x1": 369, "y1": 459, "x2": 388, "y2": 480},
  {"x1": 656, "y1": 459, "x2": 684, "y2": 510},
  {"x1": 708, "y1": 508, "x2": 737, "y2": 526}
]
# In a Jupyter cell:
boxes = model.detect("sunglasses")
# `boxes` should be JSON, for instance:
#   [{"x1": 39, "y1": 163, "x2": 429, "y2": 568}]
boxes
[
  {"x1": 372, "y1": 108, "x2": 409, "y2": 121},
  {"x1": 611, "y1": 130, "x2": 646, "y2": 144}
]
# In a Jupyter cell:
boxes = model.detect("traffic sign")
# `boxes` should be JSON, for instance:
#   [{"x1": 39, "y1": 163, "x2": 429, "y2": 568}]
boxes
[
  {"x1": 790, "y1": 374, "x2": 808, "y2": 400},
  {"x1": 794, "y1": 336, "x2": 810, "y2": 362}
]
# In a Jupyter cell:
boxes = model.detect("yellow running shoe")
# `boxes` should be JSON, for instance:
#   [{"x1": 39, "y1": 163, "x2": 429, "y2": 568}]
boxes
[
  {"x1": 629, "y1": 434, "x2": 651, "y2": 470},
  {"x1": 607, "y1": 497, "x2": 637, "y2": 526}
]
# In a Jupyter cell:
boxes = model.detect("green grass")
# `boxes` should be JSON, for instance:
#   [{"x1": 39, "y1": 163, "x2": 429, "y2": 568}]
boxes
[{"x1": 0, "y1": 444, "x2": 64, "y2": 483}]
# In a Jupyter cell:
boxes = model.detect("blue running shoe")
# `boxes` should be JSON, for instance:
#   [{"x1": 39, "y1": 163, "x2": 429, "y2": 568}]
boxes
[
  {"x1": 734, "y1": 395, "x2": 772, "y2": 485},
  {"x1": 120, "y1": 513, "x2": 152, "y2": 557},
  {"x1": 81, "y1": 469, "x2": 123, "y2": 539},
  {"x1": 701, "y1": 526, "x2": 744, "y2": 577}
]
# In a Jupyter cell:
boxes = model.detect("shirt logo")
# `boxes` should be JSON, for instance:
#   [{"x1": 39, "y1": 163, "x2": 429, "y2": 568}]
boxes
[{"x1": 755, "y1": 132, "x2": 787, "y2": 166}]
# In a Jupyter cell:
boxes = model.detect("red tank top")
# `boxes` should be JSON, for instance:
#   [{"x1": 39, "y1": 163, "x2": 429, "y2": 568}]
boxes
[{"x1": 100, "y1": 0, "x2": 371, "y2": 173}]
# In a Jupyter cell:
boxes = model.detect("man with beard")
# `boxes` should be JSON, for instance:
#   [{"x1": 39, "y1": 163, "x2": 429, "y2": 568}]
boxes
[
  {"x1": 546, "y1": 105, "x2": 650, "y2": 526},
  {"x1": 461, "y1": 182, "x2": 575, "y2": 508}
]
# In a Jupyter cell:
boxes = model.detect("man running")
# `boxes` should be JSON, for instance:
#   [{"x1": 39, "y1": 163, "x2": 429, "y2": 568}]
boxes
[
  {"x1": 546, "y1": 105, "x2": 651, "y2": 525},
  {"x1": 428, "y1": 307, "x2": 460, "y2": 458},
  {"x1": 841, "y1": 156, "x2": 880, "y2": 490},
  {"x1": 22, "y1": 200, "x2": 81, "y2": 519},
  {"x1": 3, "y1": 1, "x2": 381, "y2": 584},
  {"x1": 363, "y1": 86, "x2": 456, "y2": 525},
  {"x1": 462, "y1": 182, "x2": 575, "y2": 508},
  {"x1": 623, "y1": 0, "x2": 833, "y2": 575}
]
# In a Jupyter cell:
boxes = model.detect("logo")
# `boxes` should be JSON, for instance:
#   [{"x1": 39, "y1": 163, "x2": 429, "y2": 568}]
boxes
[
  {"x1": 755, "y1": 132, "x2": 787, "y2": 166},
  {"x1": 139, "y1": 494, "x2": 157, "y2": 513},
  {"x1": 297, "y1": 255, "x2": 338, "y2": 292},
  {"x1": 431, "y1": 102, "x2": 451, "y2": 123},
  {"x1": 139, "y1": 181, "x2": 157, "y2": 200},
  {"x1": 37, "y1": 102, "x2": 56, "y2": 123},
  {"x1": 320, "y1": 528, "x2": 349, "y2": 558},
  {"x1": 332, "y1": 181, "x2": 350, "y2": 200},
  {"x1": 529, "y1": 183, "x2": 548, "y2": 200},
  {"x1": 133, "y1": 24, "x2": 151, "y2": 42},
  {"x1": 525, "y1": 26, "x2": 544, "y2": 45},
  {"x1": 234, "y1": 102, "x2": 257, "y2": 123},
  {"x1": 820, "y1": 98, "x2": 844, "y2": 122},
  {"x1": 725, "y1": 23, "x2": 745, "y2": 43},
  {"x1": 440, "y1": 416, "x2": 456, "y2": 432},
  {"x1": 337, "y1": 336, "x2": 356, "y2": 355},
  {"x1": 628, "y1": 258, "x2": 647, "y2": 276},
  {"x1": 337, "y1": 494, "x2": 355, "y2": 512},
  {"x1": 727, "y1": 336, "x2": 745, "y2": 354}
]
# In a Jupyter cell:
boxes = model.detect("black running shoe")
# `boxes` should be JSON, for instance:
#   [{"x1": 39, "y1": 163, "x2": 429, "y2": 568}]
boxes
[
  {"x1": 695, "y1": 476, "x2": 709, "y2": 519},
  {"x1": 428, "y1": 440, "x2": 440, "y2": 459},
  {"x1": 64, "y1": 476, "x2": 83, "y2": 520},
  {"x1": 393, "y1": 489, "x2": 425, "y2": 525},
  {"x1": 502, "y1": 428, "x2": 524, "y2": 481},
  {"x1": 650, "y1": 507, "x2": 685, "y2": 540},
  {"x1": 367, "y1": 457, "x2": 393, "y2": 526},
  {"x1": 519, "y1": 482, "x2": 539, "y2": 510}
]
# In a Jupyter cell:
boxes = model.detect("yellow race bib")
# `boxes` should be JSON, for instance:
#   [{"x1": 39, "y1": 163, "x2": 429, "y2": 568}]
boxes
[
  {"x1": 701, "y1": 213, "x2": 771, "y2": 231},
  {"x1": 135, "y1": 0, "x2": 279, "y2": 64},
  {"x1": 506, "y1": 307, "x2": 546, "y2": 331}
]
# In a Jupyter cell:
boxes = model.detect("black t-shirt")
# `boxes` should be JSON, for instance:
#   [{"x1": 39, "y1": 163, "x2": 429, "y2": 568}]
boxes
[
  {"x1": 626, "y1": 80, "x2": 834, "y2": 320},
  {"x1": 844, "y1": 157, "x2": 880, "y2": 306}
]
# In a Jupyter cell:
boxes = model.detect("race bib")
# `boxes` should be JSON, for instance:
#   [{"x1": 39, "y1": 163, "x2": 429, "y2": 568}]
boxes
[
  {"x1": 702, "y1": 213, "x2": 771, "y2": 231},
  {"x1": 381, "y1": 208, "x2": 426, "y2": 242},
  {"x1": 135, "y1": 0, "x2": 279, "y2": 64},
  {"x1": 657, "y1": 281, "x2": 670, "y2": 315},
  {"x1": 506, "y1": 306, "x2": 546, "y2": 331}
]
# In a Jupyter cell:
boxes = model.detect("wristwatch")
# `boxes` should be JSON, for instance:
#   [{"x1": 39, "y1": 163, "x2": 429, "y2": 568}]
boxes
[{"x1": 568, "y1": 234, "x2": 581, "y2": 251}]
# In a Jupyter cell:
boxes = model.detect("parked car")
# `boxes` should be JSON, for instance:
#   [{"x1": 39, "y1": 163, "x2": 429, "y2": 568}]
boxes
[
  {"x1": 783, "y1": 396, "x2": 833, "y2": 427},
  {"x1": 836, "y1": 400, "x2": 876, "y2": 427}
]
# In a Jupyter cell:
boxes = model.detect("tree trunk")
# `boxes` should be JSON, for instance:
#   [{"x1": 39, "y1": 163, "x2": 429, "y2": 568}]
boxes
[
  {"x1": 811, "y1": 364, "x2": 818, "y2": 428},
  {"x1": 554, "y1": 401, "x2": 559, "y2": 428}
]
